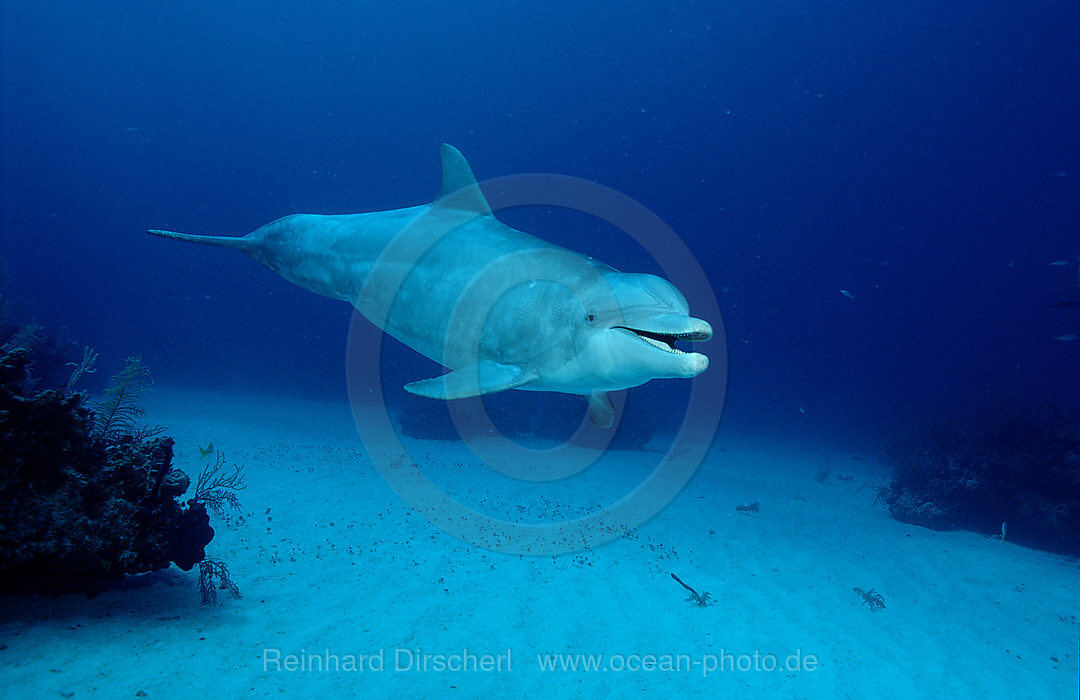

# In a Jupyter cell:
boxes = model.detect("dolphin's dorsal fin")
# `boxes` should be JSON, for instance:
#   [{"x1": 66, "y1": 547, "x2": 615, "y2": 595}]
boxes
[{"x1": 436, "y1": 144, "x2": 492, "y2": 216}]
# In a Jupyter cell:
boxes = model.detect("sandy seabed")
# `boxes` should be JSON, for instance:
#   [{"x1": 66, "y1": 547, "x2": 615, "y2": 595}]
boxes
[{"x1": 1, "y1": 387, "x2": 1077, "y2": 699}]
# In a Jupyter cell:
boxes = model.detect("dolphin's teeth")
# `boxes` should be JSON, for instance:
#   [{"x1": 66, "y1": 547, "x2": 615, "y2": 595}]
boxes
[
  {"x1": 613, "y1": 325, "x2": 705, "y2": 354},
  {"x1": 671, "y1": 331, "x2": 710, "y2": 341},
  {"x1": 642, "y1": 335, "x2": 667, "y2": 350},
  {"x1": 638, "y1": 333, "x2": 685, "y2": 354}
]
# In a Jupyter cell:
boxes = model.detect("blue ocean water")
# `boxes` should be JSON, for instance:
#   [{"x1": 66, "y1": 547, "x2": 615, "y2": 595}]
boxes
[
  {"x1": 2, "y1": 1, "x2": 1079, "y2": 695},
  {"x1": 3, "y1": 0, "x2": 1078, "y2": 437}
]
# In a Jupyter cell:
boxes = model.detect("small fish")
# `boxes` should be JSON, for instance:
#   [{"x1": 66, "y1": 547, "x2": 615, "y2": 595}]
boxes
[
  {"x1": 840, "y1": 289, "x2": 855, "y2": 300},
  {"x1": 1051, "y1": 301, "x2": 1080, "y2": 308},
  {"x1": 1054, "y1": 334, "x2": 1078, "y2": 341},
  {"x1": 1050, "y1": 260, "x2": 1069, "y2": 266}
]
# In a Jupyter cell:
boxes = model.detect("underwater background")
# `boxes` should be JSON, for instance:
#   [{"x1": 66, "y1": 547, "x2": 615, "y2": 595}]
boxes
[
  {"x1": 4, "y1": 0, "x2": 1078, "y2": 438},
  {"x1": 2, "y1": 1, "x2": 1079, "y2": 697}
]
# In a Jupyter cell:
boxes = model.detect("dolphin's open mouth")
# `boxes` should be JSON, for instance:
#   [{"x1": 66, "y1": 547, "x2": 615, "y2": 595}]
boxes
[{"x1": 614, "y1": 326, "x2": 711, "y2": 355}]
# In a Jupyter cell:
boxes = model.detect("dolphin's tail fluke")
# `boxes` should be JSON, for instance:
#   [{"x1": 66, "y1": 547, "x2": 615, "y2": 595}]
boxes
[{"x1": 147, "y1": 229, "x2": 252, "y2": 251}]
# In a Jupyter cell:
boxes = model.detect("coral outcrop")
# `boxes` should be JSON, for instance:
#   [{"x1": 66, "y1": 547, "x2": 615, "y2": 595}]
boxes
[
  {"x1": 884, "y1": 404, "x2": 1080, "y2": 556},
  {"x1": 0, "y1": 332, "x2": 216, "y2": 595}
]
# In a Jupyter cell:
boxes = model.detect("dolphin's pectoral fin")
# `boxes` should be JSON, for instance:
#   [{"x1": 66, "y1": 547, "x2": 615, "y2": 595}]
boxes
[
  {"x1": 404, "y1": 360, "x2": 537, "y2": 400},
  {"x1": 588, "y1": 391, "x2": 615, "y2": 428}
]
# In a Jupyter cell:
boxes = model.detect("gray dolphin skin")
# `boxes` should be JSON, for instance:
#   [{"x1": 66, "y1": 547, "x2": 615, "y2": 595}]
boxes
[{"x1": 149, "y1": 145, "x2": 712, "y2": 426}]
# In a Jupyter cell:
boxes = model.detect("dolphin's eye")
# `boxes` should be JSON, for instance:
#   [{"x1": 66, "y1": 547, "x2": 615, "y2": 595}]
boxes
[{"x1": 585, "y1": 314, "x2": 595, "y2": 323}]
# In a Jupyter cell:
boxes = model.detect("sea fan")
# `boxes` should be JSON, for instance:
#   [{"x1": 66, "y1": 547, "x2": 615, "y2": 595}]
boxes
[
  {"x1": 92, "y1": 354, "x2": 153, "y2": 437},
  {"x1": 0, "y1": 324, "x2": 41, "y2": 354}
]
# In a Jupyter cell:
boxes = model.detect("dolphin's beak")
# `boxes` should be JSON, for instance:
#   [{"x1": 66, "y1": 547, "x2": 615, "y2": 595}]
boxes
[{"x1": 612, "y1": 315, "x2": 712, "y2": 362}]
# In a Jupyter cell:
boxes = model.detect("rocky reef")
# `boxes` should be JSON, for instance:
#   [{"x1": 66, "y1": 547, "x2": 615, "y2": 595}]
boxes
[
  {"x1": 0, "y1": 323, "x2": 227, "y2": 598},
  {"x1": 884, "y1": 402, "x2": 1080, "y2": 556}
]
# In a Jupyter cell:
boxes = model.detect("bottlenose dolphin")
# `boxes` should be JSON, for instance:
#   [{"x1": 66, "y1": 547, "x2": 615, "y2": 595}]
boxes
[{"x1": 149, "y1": 145, "x2": 712, "y2": 426}]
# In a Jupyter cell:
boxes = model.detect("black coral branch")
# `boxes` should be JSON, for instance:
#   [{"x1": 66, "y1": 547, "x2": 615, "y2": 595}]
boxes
[
  {"x1": 198, "y1": 558, "x2": 241, "y2": 606},
  {"x1": 192, "y1": 452, "x2": 246, "y2": 516}
]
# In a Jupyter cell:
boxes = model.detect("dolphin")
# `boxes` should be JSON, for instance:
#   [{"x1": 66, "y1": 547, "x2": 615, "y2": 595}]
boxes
[{"x1": 148, "y1": 145, "x2": 712, "y2": 426}]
